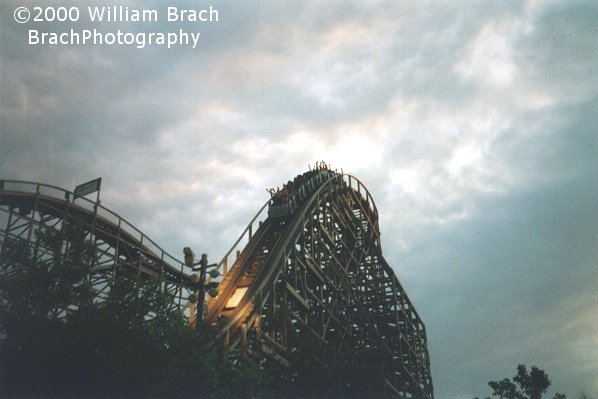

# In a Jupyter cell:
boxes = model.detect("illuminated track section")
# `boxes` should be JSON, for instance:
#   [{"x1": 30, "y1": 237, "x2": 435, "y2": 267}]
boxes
[{"x1": 207, "y1": 167, "x2": 434, "y2": 398}]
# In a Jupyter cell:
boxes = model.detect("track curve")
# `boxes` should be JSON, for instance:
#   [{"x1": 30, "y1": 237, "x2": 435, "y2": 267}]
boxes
[{"x1": 0, "y1": 180, "x2": 197, "y2": 315}]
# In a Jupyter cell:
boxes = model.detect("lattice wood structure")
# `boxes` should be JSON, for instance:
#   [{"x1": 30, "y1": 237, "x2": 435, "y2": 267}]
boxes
[{"x1": 0, "y1": 168, "x2": 433, "y2": 398}]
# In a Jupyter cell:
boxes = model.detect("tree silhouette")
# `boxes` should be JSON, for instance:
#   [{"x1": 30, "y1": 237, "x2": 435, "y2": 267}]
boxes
[
  {"x1": 0, "y1": 224, "x2": 251, "y2": 398},
  {"x1": 475, "y1": 365, "x2": 567, "y2": 399}
]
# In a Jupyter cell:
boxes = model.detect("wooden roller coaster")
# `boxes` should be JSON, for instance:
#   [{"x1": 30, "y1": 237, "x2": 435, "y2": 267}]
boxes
[{"x1": 0, "y1": 166, "x2": 433, "y2": 398}]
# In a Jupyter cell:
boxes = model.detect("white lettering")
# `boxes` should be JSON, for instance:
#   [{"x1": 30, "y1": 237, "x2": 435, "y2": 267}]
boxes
[
  {"x1": 26, "y1": 28, "x2": 202, "y2": 48},
  {"x1": 191, "y1": 32, "x2": 200, "y2": 49},
  {"x1": 29, "y1": 30, "x2": 39, "y2": 44},
  {"x1": 167, "y1": 7, "x2": 178, "y2": 21},
  {"x1": 167, "y1": 6, "x2": 219, "y2": 22}
]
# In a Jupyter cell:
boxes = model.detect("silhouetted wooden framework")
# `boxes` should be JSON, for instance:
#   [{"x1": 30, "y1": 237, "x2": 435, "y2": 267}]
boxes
[
  {"x1": 0, "y1": 171, "x2": 433, "y2": 398},
  {"x1": 0, "y1": 180, "x2": 197, "y2": 318},
  {"x1": 206, "y1": 170, "x2": 433, "y2": 398}
]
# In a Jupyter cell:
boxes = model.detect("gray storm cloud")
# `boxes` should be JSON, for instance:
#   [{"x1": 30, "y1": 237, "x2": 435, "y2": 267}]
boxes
[{"x1": 1, "y1": 1, "x2": 596, "y2": 397}]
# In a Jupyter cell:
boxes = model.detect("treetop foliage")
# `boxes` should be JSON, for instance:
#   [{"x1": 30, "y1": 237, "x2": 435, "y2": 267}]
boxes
[
  {"x1": 474, "y1": 364, "x2": 568, "y2": 399},
  {"x1": 0, "y1": 225, "x2": 258, "y2": 398}
]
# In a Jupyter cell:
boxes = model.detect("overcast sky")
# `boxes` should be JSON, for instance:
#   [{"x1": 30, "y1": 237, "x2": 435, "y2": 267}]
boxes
[{"x1": 1, "y1": 1, "x2": 597, "y2": 397}]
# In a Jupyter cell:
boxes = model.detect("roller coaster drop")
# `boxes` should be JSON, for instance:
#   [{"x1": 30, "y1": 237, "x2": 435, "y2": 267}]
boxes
[{"x1": 0, "y1": 166, "x2": 433, "y2": 398}]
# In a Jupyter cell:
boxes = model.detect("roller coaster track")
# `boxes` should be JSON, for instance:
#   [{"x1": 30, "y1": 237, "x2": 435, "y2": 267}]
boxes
[
  {"x1": 0, "y1": 180, "x2": 198, "y2": 314},
  {"x1": 0, "y1": 170, "x2": 433, "y2": 398}
]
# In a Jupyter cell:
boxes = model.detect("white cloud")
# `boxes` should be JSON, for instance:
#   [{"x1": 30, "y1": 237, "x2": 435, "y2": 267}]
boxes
[{"x1": 455, "y1": 20, "x2": 520, "y2": 87}]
